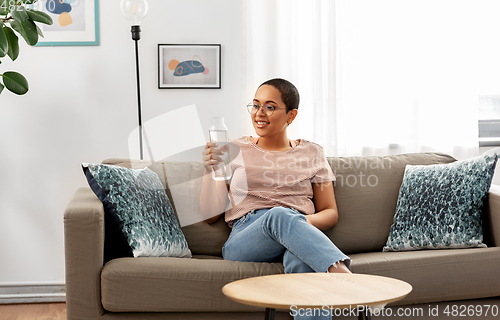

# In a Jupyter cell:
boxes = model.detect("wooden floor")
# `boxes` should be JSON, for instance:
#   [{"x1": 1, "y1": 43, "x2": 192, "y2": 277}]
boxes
[{"x1": 0, "y1": 302, "x2": 66, "y2": 320}]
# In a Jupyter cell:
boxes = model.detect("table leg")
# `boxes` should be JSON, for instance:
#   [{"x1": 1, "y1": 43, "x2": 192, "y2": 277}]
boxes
[
  {"x1": 265, "y1": 307, "x2": 275, "y2": 320},
  {"x1": 357, "y1": 308, "x2": 371, "y2": 320}
]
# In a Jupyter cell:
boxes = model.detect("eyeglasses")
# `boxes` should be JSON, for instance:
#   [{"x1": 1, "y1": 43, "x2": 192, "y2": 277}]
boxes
[{"x1": 246, "y1": 103, "x2": 286, "y2": 116}]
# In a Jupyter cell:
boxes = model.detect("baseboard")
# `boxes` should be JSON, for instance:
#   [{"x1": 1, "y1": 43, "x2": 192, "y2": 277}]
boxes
[{"x1": 0, "y1": 282, "x2": 66, "y2": 304}]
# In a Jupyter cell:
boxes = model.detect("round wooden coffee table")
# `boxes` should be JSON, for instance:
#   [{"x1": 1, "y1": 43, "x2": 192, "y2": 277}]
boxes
[{"x1": 222, "y1": 273, "x2": 412, "y2": 320}]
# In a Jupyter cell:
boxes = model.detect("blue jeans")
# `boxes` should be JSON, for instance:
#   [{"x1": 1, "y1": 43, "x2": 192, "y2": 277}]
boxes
[{"x1": 222, "y1": 207, "x2": 351, "y2": 320}]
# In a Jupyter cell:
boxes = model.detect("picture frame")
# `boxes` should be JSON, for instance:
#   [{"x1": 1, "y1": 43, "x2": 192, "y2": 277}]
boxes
[
  {"x1": 158, "y1": 44, "x2": 221, "y2": 89},
  {"x1": 35, "y1": 0, "x2": 100, "y2": 46}
]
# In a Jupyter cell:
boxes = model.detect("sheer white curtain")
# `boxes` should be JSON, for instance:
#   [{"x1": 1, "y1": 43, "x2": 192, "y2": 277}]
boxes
[
  {"x1": 242, "y1": 0, "x2": 339, "y2": 155},
  {"x1": 243, "y1": 0, "x2": 480, "y2": 158}
]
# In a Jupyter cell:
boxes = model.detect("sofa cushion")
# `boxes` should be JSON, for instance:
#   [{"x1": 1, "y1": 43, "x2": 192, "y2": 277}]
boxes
[
  {"x1": 325, "y1": 153, "x2": 456, "y2": 254},
  {"x1": 103, "y1": 159, "x2": 231, "y2": 257},
  {"x1": 82, "y1": 163, "x2": 191, "y2": 259},
  {"x1": 100, "y1": 247, "x2": 500, "y2": 312},
  {"x1": 149, "y1": 161, "x2": 231, "y2": 256},
  {"x1": 383, "y1": 152, "x2": 498, "y2": 251},
  {"x1": 101, "y1": 256, "x2": 283, "y2": 312},
  {"x1": 349, "y1": 247, "x2": 500, "y2": 305}
]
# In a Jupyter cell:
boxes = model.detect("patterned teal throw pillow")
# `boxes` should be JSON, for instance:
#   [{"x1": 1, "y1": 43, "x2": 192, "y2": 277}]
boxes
[
  {"x1": 383, "y1": 152, "x2": 498, "y2": 252},
  {"x1": 82, "y1": 163, "x2": 192, "y2": 259}
]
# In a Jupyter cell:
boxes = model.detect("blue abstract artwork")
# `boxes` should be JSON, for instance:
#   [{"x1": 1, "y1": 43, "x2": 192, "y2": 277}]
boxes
[{"x1": 169, "y1": 59, "x2": 209, "y2": 77}]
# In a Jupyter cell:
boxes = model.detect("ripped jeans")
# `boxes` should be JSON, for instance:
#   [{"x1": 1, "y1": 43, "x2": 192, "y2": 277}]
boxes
[{"x1": 222, "y1": 207, "x2": 351, "y2": 320}]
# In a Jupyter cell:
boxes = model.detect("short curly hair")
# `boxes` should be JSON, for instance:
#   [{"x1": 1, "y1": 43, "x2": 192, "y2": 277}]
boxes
[{"x1": 259, "y1": 78, "x2": 300, "y2": 113}]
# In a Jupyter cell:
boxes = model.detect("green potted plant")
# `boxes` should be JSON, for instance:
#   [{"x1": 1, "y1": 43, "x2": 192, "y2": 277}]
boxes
[{"x1": 0, "y1": 0, "x2": 52, "y2": 95}]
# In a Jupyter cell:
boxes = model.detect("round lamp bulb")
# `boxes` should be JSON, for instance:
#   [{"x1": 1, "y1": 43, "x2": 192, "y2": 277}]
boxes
[{"x1": 120, "y1": 0, "x2": 149, "y2": 26}]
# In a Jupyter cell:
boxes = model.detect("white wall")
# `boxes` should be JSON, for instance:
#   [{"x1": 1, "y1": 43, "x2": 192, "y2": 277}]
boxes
[{"x1": 0, "y1": 0, "x2": 246, "y2": 284}]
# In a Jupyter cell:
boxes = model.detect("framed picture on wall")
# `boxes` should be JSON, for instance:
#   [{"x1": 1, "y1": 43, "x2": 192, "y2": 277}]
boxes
[
  {"x1": 158, "y1": 44, "x2": 221, "y2": 89},
  {"x1": 35, "y1": 0, "x2": 100, "y2": 46}
]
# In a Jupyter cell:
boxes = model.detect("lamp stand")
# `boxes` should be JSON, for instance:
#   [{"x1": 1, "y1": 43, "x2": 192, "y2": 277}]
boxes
[{"x1": 131, "y1": 25, "x2": 143, "y2": 160}]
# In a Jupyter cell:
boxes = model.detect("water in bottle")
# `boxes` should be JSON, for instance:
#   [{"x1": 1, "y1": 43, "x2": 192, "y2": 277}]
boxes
[{"x1": 209, "y1": 117, "x2": 231, "y2": 180}]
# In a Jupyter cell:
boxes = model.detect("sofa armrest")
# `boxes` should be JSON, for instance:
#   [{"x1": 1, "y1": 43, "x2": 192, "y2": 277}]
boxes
[
  {"x1": 64, "y1": 187, "x2": 105, "y2": 320},
  {"x1": 485, "y1": 185, "x2": 500, "y2": 247}
]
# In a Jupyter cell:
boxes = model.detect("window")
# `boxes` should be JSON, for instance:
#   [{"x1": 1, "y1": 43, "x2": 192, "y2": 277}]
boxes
[{"x1": 478, "y1": 96, "x2": 500, "y2": 147}]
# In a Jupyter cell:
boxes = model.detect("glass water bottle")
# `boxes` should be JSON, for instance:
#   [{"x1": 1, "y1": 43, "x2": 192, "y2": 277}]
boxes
[{"x1": 209, "y1": 117, "x2": 231, "y2": 180}]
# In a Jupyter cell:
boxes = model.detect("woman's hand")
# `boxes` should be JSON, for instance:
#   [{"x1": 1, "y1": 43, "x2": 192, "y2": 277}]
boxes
[
  {"x1": 202, "y1": 142, "x2": 224, "y2": 172},
  {"x1": 200, "y1": 142, "x2": 229, "y2": 225},
  {"x1": 307, "y1": 182, "x2": 339, "y2": 231}
]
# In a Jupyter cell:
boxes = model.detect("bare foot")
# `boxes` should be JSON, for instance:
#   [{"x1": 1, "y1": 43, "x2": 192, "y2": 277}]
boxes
[{"x1": 327, "y1": 261, "x2": 352, "y2": 274}]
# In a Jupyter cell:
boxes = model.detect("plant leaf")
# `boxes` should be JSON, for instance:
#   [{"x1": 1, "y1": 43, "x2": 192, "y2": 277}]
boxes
[
  {"x1": 0, "y1": 81, "x2": 4, "y2": 94},
  {"x1": 0, "y1": 0, "x2": 7, "y2": 15},
  {"x1": 2, "y1": 71, "x2": 29, "y2": 95},
  {"x1": 0, "y1": 25, "x2": 7, "y2": 57},
  {"x1": 11, "y1": 6, "x2": 29, "y2": 23},
  {"x1": 27, "y1": 10, "x2": 53, "y2": 25},
  {"x1": 10, "y1": 19, "x2": 38, "y2": 46},
  {"x1": 35, "y1": 24, "x2": 43, "y2": 38},
  {"x1": 4, "y1": 26, "x2": 19, "y2": 60},
  {"x1": 23, "y1": 0, "x2": 37, "y2": 4}
]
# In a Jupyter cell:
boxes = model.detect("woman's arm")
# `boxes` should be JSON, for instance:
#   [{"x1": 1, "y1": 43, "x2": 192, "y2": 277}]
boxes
[
  {"x1": 199, "y1": 142, "x2": 229, "y2": 224},
  {"x1": 307, "y1": 181, "x2": 339, "y2": 231},
  {"x1": 200, "y1": 175, "x2": 227, "y2": 224}
]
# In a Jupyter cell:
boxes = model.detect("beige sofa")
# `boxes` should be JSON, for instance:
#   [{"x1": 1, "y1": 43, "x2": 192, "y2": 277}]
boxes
[{"x1": 64, "y1": 153, "x2": 500, "y2": 320}]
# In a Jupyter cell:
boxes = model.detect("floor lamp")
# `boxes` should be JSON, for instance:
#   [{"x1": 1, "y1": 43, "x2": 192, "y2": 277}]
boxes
[{"x1": 120, "y1": 0, "x2": 149, "y2": 160}]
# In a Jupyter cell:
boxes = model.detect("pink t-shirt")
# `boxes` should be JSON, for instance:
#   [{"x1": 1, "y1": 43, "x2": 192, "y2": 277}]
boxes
[{"x1": 225, "y1": 136, "x2": 335, "y2": 224}]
